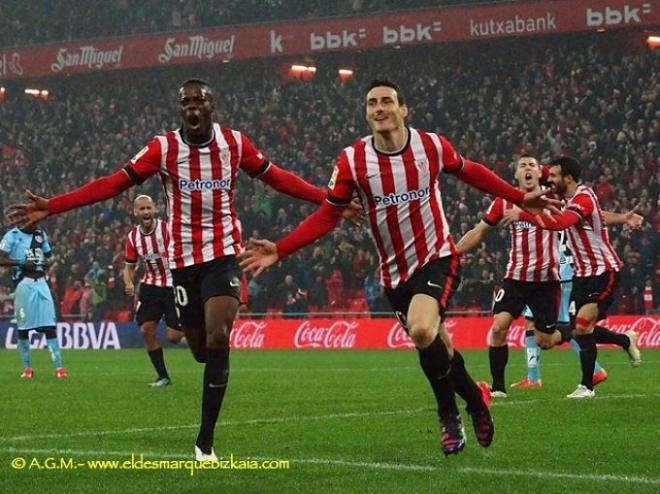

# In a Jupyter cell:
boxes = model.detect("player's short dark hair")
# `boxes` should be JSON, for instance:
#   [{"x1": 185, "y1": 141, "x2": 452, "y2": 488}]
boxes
[
  {"x1": 367, "y1": 79, "x2": 405, "y2": 105},
  {"x1": 550, "y1": 156, "x2": 581, "y2": 182},
  {"x1": 519, "y1": 153, "x2": 536, "y2": 160},
  {"x1": 178, "y1": 78, "x2": 214, "y2": 101}
]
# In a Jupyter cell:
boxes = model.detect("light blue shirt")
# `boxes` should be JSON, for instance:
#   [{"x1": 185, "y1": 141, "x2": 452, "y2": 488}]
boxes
[
  {"x1": 558, "y1": 231, "x2": 573, "y2": 283},
  {"x1": 0, "y1": 227, "x2": 52, "y2": 281}
]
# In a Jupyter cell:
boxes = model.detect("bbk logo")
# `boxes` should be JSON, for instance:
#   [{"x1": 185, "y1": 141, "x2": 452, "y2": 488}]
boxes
[
  {"x1": 310, "y1": 28, "x2": 367, "y2": 50},
  {"x1": 383, "y1": 22, "x2": 442, "y2": 45},
  {"x1": 586, "y1": 3, "x2": 652, "y2": 26},
  {"x1": 270, "y1": 30, "x2": 293, "y2": 54}
]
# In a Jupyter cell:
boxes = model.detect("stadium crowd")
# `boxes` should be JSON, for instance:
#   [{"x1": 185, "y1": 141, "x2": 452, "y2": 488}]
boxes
[
  {"x1": 1, "y1": 0, "x2": 496, "y2": 47},
  {"x1": 0, "y1": 33, "x2": 657, "y2": 319}
]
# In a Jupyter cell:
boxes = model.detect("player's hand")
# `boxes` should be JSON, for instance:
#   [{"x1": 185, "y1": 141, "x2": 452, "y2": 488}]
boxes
[
  {"x1": 501, "y1": 207, "x2": 521, "y2": 227},
  {"x1": 624, "y1": 205, "x2": 643, "y2": 229},
  {"x1": 22, "y1": 260, "x2": 37, "y2": 273},
  {"x1": 238, "y1": 238, "x2": 279, "y2": 277},
  {"x1": 341, "y1": 195, "x2": 365, "y2": 227},
  {"x1": 6, "y1": 190, "x2": 50, "y2": 229},
  {"x1": 521, "y1": 188, "x2": 562, "y2": 216},
  {"x1": 125, "y1": 283, "x2": 135, "y2": 297}
]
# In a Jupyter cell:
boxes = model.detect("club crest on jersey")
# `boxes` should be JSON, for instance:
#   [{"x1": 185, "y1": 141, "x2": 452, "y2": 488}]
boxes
[
  {"x1": 328, "y1": 166, "x2": 339, "y2": 189},
  {"x1": 220, "y1": 150, "x2": 231, "y2": 163},
  {"x1": 130, "y1": 146, "x2": 149, "y2": 164},
  {"x1": 415, "y1": 159, "x2": 429, "y2": 173}
]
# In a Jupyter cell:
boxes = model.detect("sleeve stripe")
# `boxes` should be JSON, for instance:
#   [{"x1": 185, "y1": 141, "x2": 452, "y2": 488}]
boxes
[
  {"x1": 250, "y1": 160, "x2": 271, "y2": 178},
  {"x1": 326, "y1": 193, "x2": 351, "y2": 207},
  {"x1": 123, "y1": 165, "x2": 144, "y2": 185},
  {"x1": 567, "y1": 206, "x2": 585, "y2": 218}
]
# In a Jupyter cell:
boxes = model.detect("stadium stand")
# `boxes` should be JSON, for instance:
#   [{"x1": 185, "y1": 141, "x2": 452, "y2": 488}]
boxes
[{"x1": 0, "y1": 29, "x2": 657, "y2": 318}]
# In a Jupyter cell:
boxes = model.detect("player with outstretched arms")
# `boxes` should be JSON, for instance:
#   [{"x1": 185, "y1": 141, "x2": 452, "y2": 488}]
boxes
[
  {"x1": 8, "y1": 78, "x2": 359, "y2": 460},
  {"x1": 240, "y1": 80, "x2": 562, "y2": 455}
]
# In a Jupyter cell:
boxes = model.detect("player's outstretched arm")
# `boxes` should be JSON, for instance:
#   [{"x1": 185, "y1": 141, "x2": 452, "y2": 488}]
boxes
[
  {"x1": 7, "y1": 170, "x2": 134, "y2": 228},
  {"x1": 455, "y1": 159, "x2": 561, "y2": 214},
  {"x1": 238, "y1": 239, "x2": 279, "y2": 277},
  {"x1": 6, "y1": 190, "x2": 49, "y2": 229},
  {"x1": 515, "y1": 209, "x2": 582, "y2": 231},
  {"x1": 602, "y1": 206, "x2": 643, "y2": 229},
  {"x1": 455, "y1": 221, "x2": 492, "y2": 255},
  {"x1": 239, "y1": 201, "x2": 345, "y2": 276},
  {"x1": 258, "y1": 165, "x2": 364, "y2": 226},
  {"x1": 258, "y1": 164, "x2": 326, "y2": 204}
]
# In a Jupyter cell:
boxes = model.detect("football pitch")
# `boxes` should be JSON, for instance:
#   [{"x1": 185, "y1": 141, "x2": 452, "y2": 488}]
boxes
[{"x1": 2, "y1": 348, "x2": 659, "y2": 493}]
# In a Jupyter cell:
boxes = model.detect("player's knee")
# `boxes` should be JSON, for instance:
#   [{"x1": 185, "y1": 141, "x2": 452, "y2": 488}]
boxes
[
  {"x1": 192, "y1": 350, "x2": 206, "y2": 363},
  {"x1": 140, "y1": 324, "x2": 157, "y2": 337},
  {"x1": 490, "y1": 323, "x2": 509, "y2": 346},
  {"x1": 536, "y1": 334, "x2": 554, "y2": 350},
  {"x1": 408, "y1": 321, "x2": 435, "y2": 347},
  {"x1": 166, "y1": 330, "x2": 183, "y2": 344},
  {"x1": 538, "y1": 340, "x2": 554, "y2": 350},
  {"x1": 206, "y1": 326, "x2": 231, "y2": 349}
]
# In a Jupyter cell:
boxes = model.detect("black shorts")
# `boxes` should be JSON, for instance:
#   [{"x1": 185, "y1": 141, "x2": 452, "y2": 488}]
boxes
[
  {"x1": 135, "y1": 284, "x2": 181, "y2": 330},
  {"x1": 571, "y1": 270, "x2": 620, "y2": 322},
  {"x1": 493, "y1": 279, "x2": 560, "y2": 334},
  {"x1": 171, "y1": 256, "x2": 242, "y2": 329},
  {"x1": 384, "y1": 256, "x2": 460, "y2": 328}
]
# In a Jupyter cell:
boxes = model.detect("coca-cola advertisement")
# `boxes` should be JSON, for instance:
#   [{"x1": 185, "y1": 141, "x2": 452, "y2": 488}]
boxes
[
  {"x1": 226, "y1": 315, "x2": 660, "y2": 350},
  {"x1": 294, "y1": 320, "x2": 358, "y2": 349},
  {"x1": 0, "y1": 315, "x2": 656, "y2": 349},
  {"x1": 230, "y1": 320, "x2": 267, "y2": 349}
]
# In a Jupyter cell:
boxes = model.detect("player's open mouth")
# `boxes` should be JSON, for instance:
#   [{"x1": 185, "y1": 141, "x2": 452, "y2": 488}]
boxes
[
  {"x1": 187, "y1": 114, "x2": 201, "y2": 128},
  {"x1": 524, "y1": 172, "x2": 533, "y2": 180}
]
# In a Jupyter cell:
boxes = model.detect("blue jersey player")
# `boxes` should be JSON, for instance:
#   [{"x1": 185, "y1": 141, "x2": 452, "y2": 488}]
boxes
[
  {"x1": 514, "y1": 232, "x2": 607, "y2": 388},
  {"x1": 0, "y1": 225, "x2": 67, "y2": 379}
]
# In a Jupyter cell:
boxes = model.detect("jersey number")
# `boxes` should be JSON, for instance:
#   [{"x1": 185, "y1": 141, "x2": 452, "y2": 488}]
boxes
[{"x1": 175, "y1": 286, "x2": 189, "y2": 307}]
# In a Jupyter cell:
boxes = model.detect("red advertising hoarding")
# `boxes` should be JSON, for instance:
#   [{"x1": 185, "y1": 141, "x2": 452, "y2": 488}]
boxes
[
  {"x1": 0, "y1": 0, "x2": 657, "y2": 80},
  {"x1": 230, "y1": 315, "x2": 660, "y2": 349}
]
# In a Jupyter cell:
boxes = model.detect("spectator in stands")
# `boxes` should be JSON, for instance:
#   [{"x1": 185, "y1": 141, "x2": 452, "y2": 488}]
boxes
[{"x1": 0, "y1": 34, "x2": 656, "y2": 317}]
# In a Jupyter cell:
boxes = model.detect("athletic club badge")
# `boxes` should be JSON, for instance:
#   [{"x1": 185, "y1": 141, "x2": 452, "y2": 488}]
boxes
[{"x1": 415, "y1": 159, "x2": 429, "y2": 173}]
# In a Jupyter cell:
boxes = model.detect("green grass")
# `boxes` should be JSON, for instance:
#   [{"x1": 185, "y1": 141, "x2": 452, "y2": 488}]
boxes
[{"x1": 1, "y1": 348, "x2": 659, "y2": 493}]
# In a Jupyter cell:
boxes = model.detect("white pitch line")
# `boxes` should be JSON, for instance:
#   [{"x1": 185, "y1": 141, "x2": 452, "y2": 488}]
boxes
[
  {"x1": 1, "y1": 408, "x2": 428, "y2": 443},
  {"x1": 2, "y1": 447, "x2": 659, "y2": 486},
  {"x1": 3, "y1": 392, "x2": 657, "y2": 444},
  {"x1": 65, "y1": 359, "x2": 659, "y2": 377}
]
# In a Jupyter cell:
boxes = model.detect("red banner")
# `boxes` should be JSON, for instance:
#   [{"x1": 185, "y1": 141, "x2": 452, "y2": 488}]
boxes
[
  {"x1": 0, "y1": 0, "x2": 657, "y2": 80},
  {"x1": 230, "y1": 314, "x2": 660, "y2": 349}
]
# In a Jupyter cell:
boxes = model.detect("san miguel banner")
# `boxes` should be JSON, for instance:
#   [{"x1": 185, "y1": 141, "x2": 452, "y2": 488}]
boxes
[
  {"x1": 0, "y1": 0, "x2": 657, "y2": 80},
  {"x1": 1, "y1": 315, "x2": 658, "y2": 350}
]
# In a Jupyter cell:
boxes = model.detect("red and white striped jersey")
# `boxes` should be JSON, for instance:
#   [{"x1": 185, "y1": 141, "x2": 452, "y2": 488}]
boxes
[
  {"x1": 483, "y1": 197, "x2": 560, "y2": 282},
  {"x1": 564, "y1": 184, "x2": 622, "y2": 277},
  {"x1": 327, "y1": 128, "x2": 460, "y2": 289},
  {"x1": 125, "y1": 219, "x2": 173, "y2": 287},
  {"x1": 124, "y1": 123, "x2": 269, "y2": 269}
]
